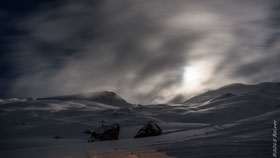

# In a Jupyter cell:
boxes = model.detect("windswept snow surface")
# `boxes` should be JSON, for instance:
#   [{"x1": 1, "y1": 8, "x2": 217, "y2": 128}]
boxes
[{"x1": 0, "y1": 83, "x2": 280, "y2": 158}]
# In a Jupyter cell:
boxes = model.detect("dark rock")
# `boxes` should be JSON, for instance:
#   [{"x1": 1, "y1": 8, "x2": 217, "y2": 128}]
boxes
[
  {"x1": 84, "y1": 129, "x2": 92, "y2": 134},
  {"x1": 88, "y1": 123, "x2": 120, "y2": 142},
  {"x1": 134, "y1": 121, "x2": 162, "y2": 138},
  {"x1": 54, "y1": 136, "x2": 64, "y2": 139}
]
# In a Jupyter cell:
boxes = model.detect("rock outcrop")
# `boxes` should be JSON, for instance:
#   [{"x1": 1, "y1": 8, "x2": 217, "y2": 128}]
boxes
[
  {"x1": 88, "y1": 123, "x2": 120, "y2": 142},
  {"x1": 134, "y1": 121, "x2": 162, "y2": 138}
]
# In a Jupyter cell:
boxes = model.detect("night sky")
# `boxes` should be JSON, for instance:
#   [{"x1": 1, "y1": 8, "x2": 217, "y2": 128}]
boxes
[{"x1": 1, "y1": 0, "x2": 280, "y2": 104}]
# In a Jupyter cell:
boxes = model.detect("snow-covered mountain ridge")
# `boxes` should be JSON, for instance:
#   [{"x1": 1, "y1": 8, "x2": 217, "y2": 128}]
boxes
[{"x1": 0, "y1": 82, "x2": 279, "y2": 158}]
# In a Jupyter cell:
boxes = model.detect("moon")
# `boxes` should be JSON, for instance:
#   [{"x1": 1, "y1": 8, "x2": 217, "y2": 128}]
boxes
[{"x1": 183, "y1": 66, "x2": 203, "y2": 89}]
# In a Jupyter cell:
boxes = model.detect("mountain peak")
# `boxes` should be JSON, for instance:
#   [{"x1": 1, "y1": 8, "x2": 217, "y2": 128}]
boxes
[{"x1": 40, "y1": 91, "x2": 131, "y2": 107}]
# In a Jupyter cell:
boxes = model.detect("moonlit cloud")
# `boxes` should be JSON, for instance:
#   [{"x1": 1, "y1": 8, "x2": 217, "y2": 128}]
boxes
[{"x1": 1, "y1": 0, "x2": 280, "y2": 104}]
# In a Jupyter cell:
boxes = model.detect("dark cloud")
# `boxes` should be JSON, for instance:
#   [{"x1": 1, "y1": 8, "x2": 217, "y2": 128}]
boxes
[
  {"x1": 222, "y1": 0, "x2": 280, "y2": 84},
  {"x1": 1, "y1": 0, "x2": 280, "y2": 103}
]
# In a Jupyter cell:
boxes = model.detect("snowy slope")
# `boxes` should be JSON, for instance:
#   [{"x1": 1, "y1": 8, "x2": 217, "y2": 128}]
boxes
[
  {"x1": 0, "y1": 83, "x2": 280, "y2": 158},
  {"x1": 185, "y1": 82, "x2": 280, "y2": 103}
]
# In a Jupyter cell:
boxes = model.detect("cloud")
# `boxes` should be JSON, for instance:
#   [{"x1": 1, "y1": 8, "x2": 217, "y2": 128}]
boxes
[
  {"x1": 3, "y1": 0, "x2": 280, "y2": 104},
  {"x1": 215, "y1": 0, "x2": 280, "y2": 84}
]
